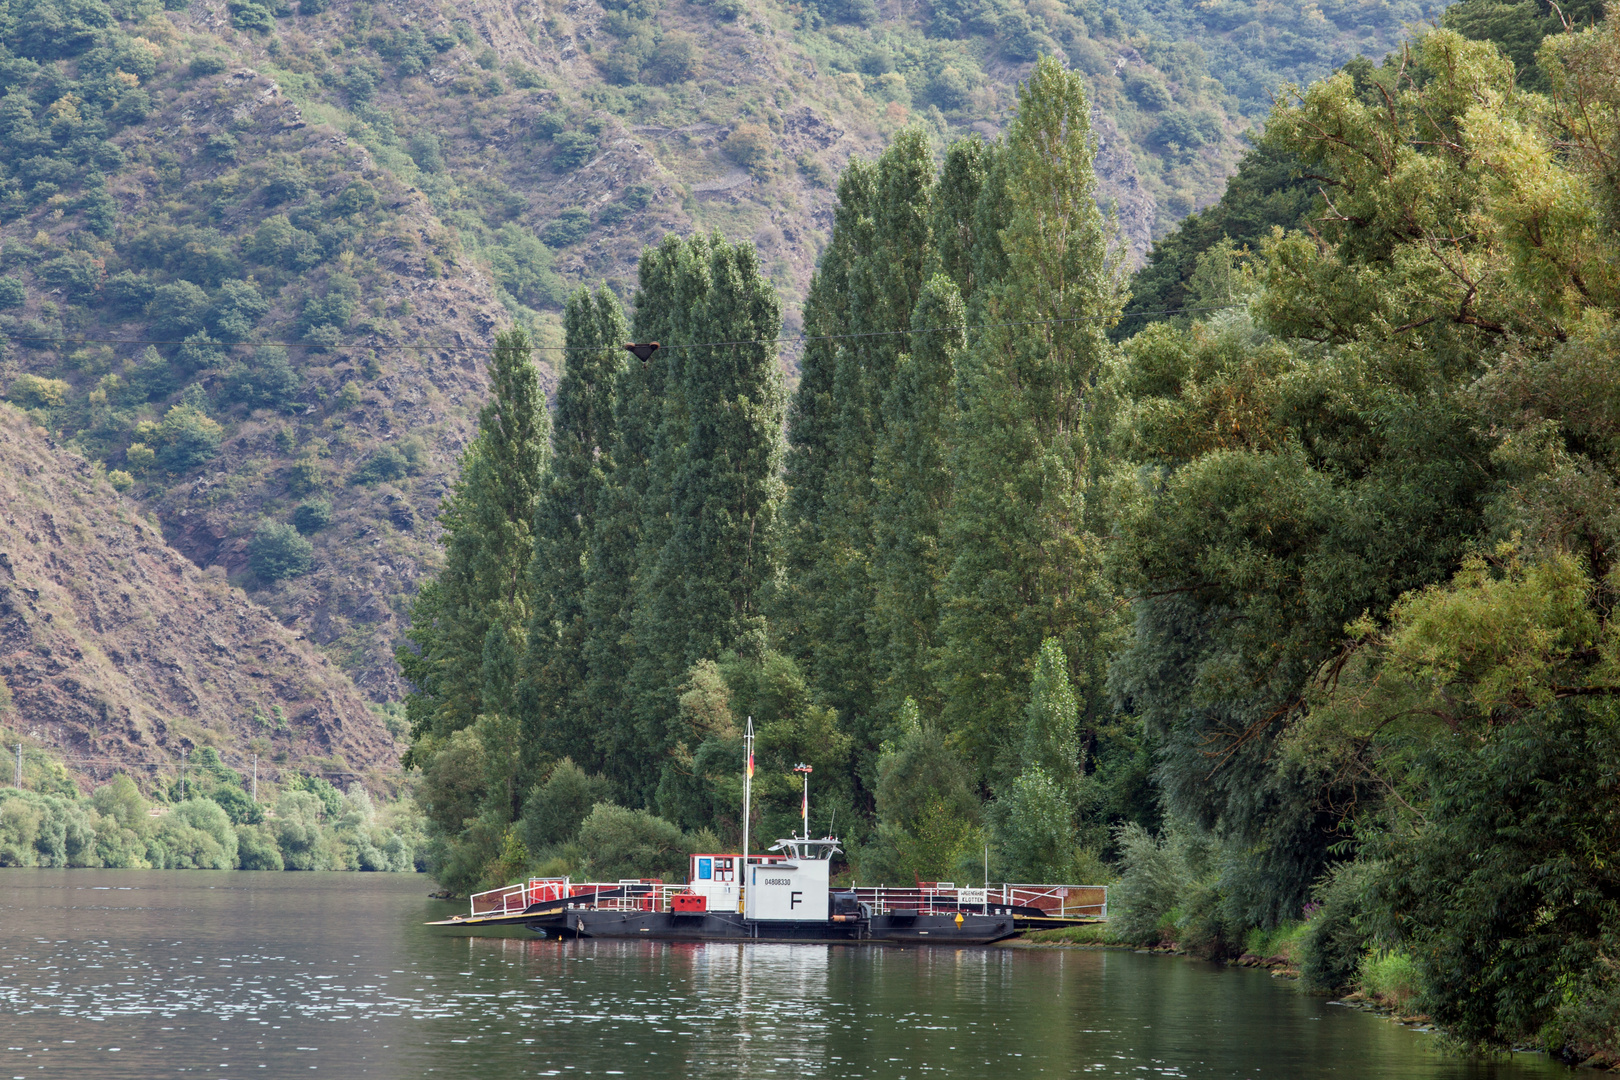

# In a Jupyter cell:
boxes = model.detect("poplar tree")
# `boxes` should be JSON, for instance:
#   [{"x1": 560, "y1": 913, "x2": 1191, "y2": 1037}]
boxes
[
  {"x1": 937, "y1": 57, "x2": 1126, "y2": 776},
  {"x1": 625, "y1": 234, "x2": 786, "y2": 802},
  {"x1": 870, "y1": 275, "x2": 965, "y2": 720},
  {"x1": 522, "y1": 286, "x2": 627, "y2": 780},
  {"x1": 399, "y1": 328, "x2": 549, "y2": 766},
  {"x1": 929, "y1": 136, "x2": 990, "y2": 302},
  {"x1": 777, "y1": 163, "x2": 873, "y2": 729},
  {"x1": 774, "y1": 268, "x2": 842, "y2": 654},
  {"x1": 825, "y1": 130, "x2": 936, "y2": 761},
  {"x1": 625, "y1": 235, "x2": 710, "y2": 801},
  {"x1": 478, "y1": 620, "x2": 523, "y2": 818},
  {"x1": 781, "y1": 133, "x2": 938, "y2": 776},
  {"x1": 668, "y1": 237, "x2": 785, "y2": 660},
  {"x1": 1021, "y1": 637, "x2": 1082, "y2": 797},
  {"x1": 582, "y1": 238, "x2": 684, "y2": 794}
]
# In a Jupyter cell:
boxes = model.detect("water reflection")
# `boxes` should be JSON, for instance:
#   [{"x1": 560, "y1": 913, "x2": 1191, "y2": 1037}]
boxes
[{"x1": 0, "y1": 870, "x2": 1571, "y2": 1079}]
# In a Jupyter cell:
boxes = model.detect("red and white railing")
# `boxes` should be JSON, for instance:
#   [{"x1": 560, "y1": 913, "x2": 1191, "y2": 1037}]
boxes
[
  {"x1": 469, "y1": 877, "x2": 1106, "y2": 920},
  {"x1": 852, "y1": 883, "x2": 1107, "y2": 918},
  {"x1": 468, "y1": 878, "x2": 683, "y2": 917}
]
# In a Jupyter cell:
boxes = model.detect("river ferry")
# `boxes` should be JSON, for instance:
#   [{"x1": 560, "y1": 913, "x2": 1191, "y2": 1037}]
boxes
[
  {"x1": 428, "y1": 719, "x2": 1107, "y2": 945},
  {"x1": 429, "y1": 839, "x2": 1107, "y2": 944}
]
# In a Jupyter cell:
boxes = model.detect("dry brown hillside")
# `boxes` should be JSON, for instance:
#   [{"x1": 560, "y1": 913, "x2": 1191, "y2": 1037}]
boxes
[{"x1": 0, "y1": 405, "x2": 398, "y2": 788}]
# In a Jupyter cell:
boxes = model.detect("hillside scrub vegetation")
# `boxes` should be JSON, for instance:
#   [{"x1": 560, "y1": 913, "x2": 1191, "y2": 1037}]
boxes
[
  {"x1": 0, "y1": 0, "x2": 1449, "y2": 722},
  {"x1": 398, "y1": 14, "x2": 1620, "y2": 1061}
]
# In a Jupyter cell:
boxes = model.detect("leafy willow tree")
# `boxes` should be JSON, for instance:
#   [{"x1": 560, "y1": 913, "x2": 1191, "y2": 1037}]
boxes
[
  {"x1": 521, "y1": 286, "x2": 627, "y2": 782},
  {"x1": 1283, "y1": 20, "x2": 1620, "y2": 1048},
  {"x1": 1441, "y1": 0, "x2": 1607, "y2": 90},
  {"x1": 1101, "y1": 16, "x2": 1620, "y2": 1048},
  {"x1": 1114, "y1": 138, "x2": 1313, "y2": 340},
  {"x1": 937, "y1": 56, "x2": 1127, "y2": 779}
]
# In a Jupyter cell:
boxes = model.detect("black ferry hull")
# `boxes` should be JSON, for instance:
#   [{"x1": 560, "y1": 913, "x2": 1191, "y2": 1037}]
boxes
[{"x1": 519, "y1": 906, "x2": 1020, "y2": 945}]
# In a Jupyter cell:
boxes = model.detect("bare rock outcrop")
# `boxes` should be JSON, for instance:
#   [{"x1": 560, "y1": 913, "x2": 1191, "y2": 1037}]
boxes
[{"x1": 0, "y1": 406, "x2": 399, "y2": 791}]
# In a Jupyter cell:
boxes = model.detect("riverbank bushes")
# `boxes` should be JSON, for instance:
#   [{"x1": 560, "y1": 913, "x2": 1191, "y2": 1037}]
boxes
[{"x1": 0, "y1": 754, "x2": 426, "y2": 871}]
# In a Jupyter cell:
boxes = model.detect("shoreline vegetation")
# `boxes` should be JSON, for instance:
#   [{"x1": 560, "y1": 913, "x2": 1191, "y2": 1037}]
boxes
[
  {"x1": 0, "y1": 738, "x2": 427, "y2": 872},
  {"x1": 1017, "y1": 927, "x2": 1486, "y2": 1058},
  {"x1": 395, "y1": 7, "x2": 1620, "y2": 1066}
]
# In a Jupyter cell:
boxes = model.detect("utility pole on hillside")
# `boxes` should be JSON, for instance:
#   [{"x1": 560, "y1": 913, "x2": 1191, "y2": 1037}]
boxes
[
  {"x1": 13, "y1": 744, "x2": 19, "y2": 788},
  {"x1": 251, "y1": 755, "x2": 258, "y2": 802}
]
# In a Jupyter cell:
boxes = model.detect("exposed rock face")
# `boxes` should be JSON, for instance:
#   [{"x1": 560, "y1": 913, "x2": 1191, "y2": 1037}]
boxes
[
  {"x1": 0, "y1": 406, "x2": 399, "y2": 790},
  {"x1": 1090, "y1": 107, "x2": 1158, "y2": 264}
]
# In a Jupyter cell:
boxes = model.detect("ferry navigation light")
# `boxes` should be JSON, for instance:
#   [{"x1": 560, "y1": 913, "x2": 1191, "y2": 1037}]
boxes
[{"x1": 794, "y1": 763, "x2": 812, "y2": 839}]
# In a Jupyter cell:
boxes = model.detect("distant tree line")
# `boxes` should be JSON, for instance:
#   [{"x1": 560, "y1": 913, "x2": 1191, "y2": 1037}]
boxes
[{"x1": 0, "y1": 747, "x2": 424, "y2": 872}]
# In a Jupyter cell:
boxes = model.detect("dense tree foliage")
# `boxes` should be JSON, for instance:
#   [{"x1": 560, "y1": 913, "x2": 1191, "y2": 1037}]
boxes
[
  {"x1": 1097, "y1": 15, "x2": 1620, "y2": 1058},
  {"x1": 0, "y1": 759, "x2": 424, "y2": 872},
  {"x1": 401, "y1": 17, "x2": 1620, "y2": 1057}
]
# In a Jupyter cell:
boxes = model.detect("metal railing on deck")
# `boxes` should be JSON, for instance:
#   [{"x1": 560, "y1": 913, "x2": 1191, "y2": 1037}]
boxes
[
  {"x1": 467, "y1": 878, "x2": 683, "y2": 918},
  {"x1": 852, "y1": 883, "x2": 1107, "y2": 918},
  {"x1": 468, "y1": 877, "x2": 1108, "y2": 920}
]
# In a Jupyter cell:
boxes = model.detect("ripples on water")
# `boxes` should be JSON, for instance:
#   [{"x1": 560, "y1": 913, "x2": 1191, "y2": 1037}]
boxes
[{"x1": 0, "y1": 870, "x2": 1570, "y2": 1079}]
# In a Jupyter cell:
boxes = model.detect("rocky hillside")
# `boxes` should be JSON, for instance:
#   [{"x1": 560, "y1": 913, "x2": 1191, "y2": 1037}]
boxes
[
  {"x1": 0, "y1": 0, "x2": 1442, "y2": 716},
  {"x1": 0, "y1": 404, "x2": 398, "y2": 789}
]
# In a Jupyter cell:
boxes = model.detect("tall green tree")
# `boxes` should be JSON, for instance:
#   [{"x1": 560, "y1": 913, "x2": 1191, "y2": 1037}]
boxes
[
  {"x1": 399, "y1": 328, "x2": 549, "y2": 766},
  {"x1": 626, "y1": 234, "x2": 786, "y2": 802},
  {"x1": 672, "y1": 237, "x2": 785, "y2": 660},
  {"x1": 819, "y1": 130, "x2": 938, "y2": 770},
  {"x1": 580, "y1": 240, "x2": 683, "y2": 795},
  {"x1": 398, "y1": 329, "x2": 549, "y2": 888},
  {"x1": 777, "y1": 162, "x2": 873, "y2": 735},
  {"x1": 624, "y1": 235, "x2": 710, "y2": 801},
  {"x1": 522, "y1": 286, "x2": 628, "y2": 781},
  {"x1": 869, "y1": 275, "x2": 965, "y2": 721},
  {"x1": 929, "y1": 135, "x2": 990, "y2": 303},
  {"x1": 1020, "y1": 637, "x2": 1082, "y2": 796},
  {"x1": 937, "y1": 57, "x2": 1127, "y2": 777},
  {"x1": 862, "y1": 698, "x2": 982, "y2": 884}
]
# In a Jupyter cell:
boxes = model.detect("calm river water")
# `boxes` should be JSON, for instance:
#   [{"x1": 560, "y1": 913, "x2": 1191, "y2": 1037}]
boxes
[{"x1": 0, "y1": 870, "x2": 1571, "y2": 1079}]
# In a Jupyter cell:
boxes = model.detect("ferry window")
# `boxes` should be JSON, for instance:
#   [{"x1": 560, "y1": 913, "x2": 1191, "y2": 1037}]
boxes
[{"x1": 698, "y1": 857, "x2": 712, "y2": 880}]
